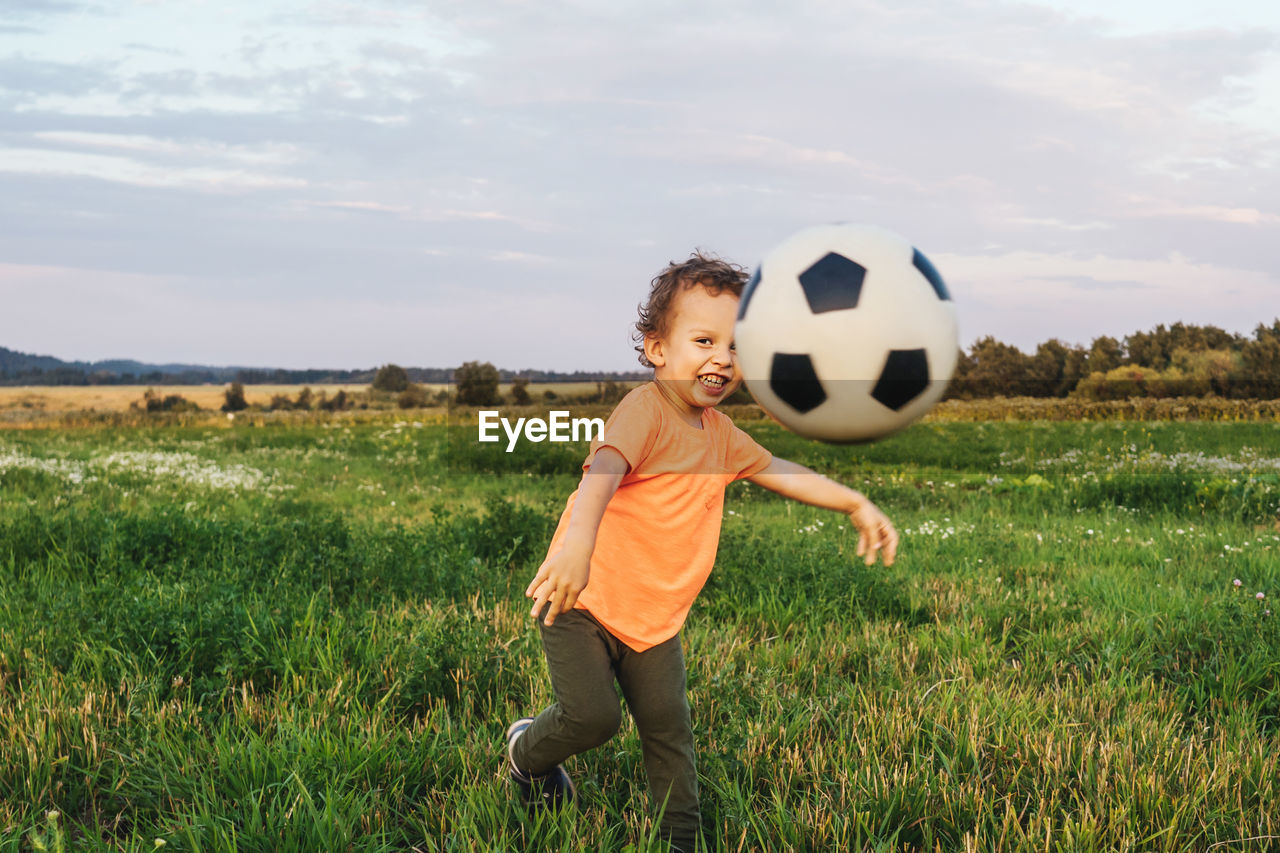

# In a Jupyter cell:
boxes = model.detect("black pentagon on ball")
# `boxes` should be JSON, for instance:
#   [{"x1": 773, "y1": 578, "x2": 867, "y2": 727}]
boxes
[
  {"x1": 911, "y1": 248, "x2": 950, "y2": 300},
  {"x1": 871, "y1": 348, "x2": 930, "y2": 412},
  {"x1": 798, "y1": 252, "x2": 867, "y2": 314},
  {"x1": 737, "y1": 265, "x2": 762, "y2": 320},
  {"x1": 770, "y1": 352, "x2": 826, "y2": 414}
]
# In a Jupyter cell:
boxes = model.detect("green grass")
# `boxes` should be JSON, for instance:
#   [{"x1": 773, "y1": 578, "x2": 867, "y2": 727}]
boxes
[{"x1": 2, "y1": 416, "x2": 1278, "y2": 850}]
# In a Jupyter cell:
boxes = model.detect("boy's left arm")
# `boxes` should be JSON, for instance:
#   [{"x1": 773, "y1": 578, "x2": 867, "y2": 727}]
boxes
[{"x1": 746, "y1": 456, "x2": 899, "y2": 566}]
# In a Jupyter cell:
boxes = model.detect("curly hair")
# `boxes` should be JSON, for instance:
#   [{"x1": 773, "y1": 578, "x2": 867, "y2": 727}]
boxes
[{"x1": 633, "y1": 251, "x2": 748, "y2": 368}]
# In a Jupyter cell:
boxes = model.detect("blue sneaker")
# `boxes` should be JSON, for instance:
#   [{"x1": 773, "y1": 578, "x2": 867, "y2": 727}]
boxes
[{"x1": 506, "y1": 717, "x2": 575, "y2": 809}]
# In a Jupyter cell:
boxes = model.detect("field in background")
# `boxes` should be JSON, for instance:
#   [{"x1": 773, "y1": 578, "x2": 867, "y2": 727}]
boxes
[
  {"x1": 4, "y1": 384, "x2": 1280, "y2": 426},
  {"x1": 2, "y1": 416, "x2": 1278, "y2": 850},
  {"x1": 0, "y1": 383, "x2": 612, "y2": 417},
  {"x1": 0, "y1": 384, "x2": 632, "y2": 410},
  {"x1": 0, "y1": 385, "x2": 376, "y2": 414}
]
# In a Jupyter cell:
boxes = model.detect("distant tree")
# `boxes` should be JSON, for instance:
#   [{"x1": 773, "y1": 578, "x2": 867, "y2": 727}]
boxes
[
  {"x1": 1125, "y1": 325, "x2": 1170, "y2": 369},
  {"x1": 1163, "y1": 321, "x2": 1242, "y2": 356},
  {"x1": 373, "y1": 364, "x2": 410, "y2": 392},
  {"x1": 1123, "y1": 323, "x2": 1241, "y2": 370},
  {"x1": 1087, "y1": 335, "x2": 1124, "y2": 375},
  {"x1": 295, "y1": 387, "x2": 314, "y2": 410},
  {"x1": 1240, "y1": 320, "x2": 1280, "y2": 398},
  {"x1": 1028, "y1": 339, "x2": 1069, "y2": 397},
  {"x1": 455, "y1": 361, "x2": 501, "y2": 406},
  {"x1": 1171, "y1": 348, "x2": 1240, "y2": 397},
  {"x1": 510, "y1": 377, "x2": 533, "y2": 406},
  {"x1": 222, "y1": 382, "x2": 248, "y2": 412},
  {"x1": 1060, "y1": 346, "x2": 1090, "y2": 397},
  {"x1": 268, "y1": 393, "x2": 294, "y2": 411},
  {"x1": 962, "y1": 336, "x2": 1031, "y2": 397}
]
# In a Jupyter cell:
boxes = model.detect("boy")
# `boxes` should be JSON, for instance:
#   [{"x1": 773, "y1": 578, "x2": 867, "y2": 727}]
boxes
[{"x1": 506, "y1": 252, "x2": 898, "y2": 851}]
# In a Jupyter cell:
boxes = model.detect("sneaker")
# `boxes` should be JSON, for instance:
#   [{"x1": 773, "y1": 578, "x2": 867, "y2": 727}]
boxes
[{"x1": 506, "y1": 717, "x2": 576, "y2": 809}]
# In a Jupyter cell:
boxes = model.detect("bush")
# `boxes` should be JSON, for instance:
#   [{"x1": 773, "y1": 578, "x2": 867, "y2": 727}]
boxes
[
  {"x1": 134, "y1": 388, "x2": 200, "y2": 413},
  {"x1": 319, "y1": 390, "x2": 352, "y2": 412},
  {"x1": 221, "y1": 383, "x2": 248, "y2": 412},
  {"x1": 454, "y1": 361, "x2": 501, "y2": 406},
  {"x1": 510, "y1": 377, "x2": 532, "y2": 406},
  {"x1": 397, "y1": 384, "x2": 430, "y2": 409},
  {"x1": 1072, "y1": 366, "x2": 1173, "y2": 401},
  {"x1": 373, "y1": 364, "x2": 410, "y2": 393}
]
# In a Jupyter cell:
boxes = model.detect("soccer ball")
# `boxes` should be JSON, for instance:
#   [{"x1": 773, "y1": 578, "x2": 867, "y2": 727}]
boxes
[{"x1": 734, "y1": 224, "x2": 958, "y2": 443}]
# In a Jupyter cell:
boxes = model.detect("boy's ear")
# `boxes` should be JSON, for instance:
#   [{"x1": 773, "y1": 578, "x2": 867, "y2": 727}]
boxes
[{"x1": 643, "y1": 334, "x2": 666, "y2": 367}]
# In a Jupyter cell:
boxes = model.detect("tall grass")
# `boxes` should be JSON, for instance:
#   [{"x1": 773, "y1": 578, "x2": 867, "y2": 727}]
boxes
[{"x1": 1, "y1": 418, "x2": 1277, "y2": 850}]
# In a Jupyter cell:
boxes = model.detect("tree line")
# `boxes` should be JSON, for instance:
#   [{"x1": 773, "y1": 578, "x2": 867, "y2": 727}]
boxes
[
  {"x1": 454, "y1": 319, "x2": 1280, "y2": 405},
  {"x1": 136, "y1": 366, "x2": 449, "y2": 415},
  {"x1": 948, "y1": 320, "x2": 1280, "y2": 400},
  {"x1": 6, "y1": 319, "x2": 1279, "y2": 400},
  {"x1": 0, "y1": 346, "x2": 651, "y2": 387}
]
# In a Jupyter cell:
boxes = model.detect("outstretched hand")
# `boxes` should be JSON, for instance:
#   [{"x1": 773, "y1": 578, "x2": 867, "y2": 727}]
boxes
[
  {"x1": 525, "y1": 543, "x2": 590, "y2": 627},
  {"x1": 849, "y1": 501, "x2": 898, "y2": 566}
]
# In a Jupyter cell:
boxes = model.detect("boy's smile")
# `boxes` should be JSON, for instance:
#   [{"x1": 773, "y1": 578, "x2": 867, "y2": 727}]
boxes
[{"x1": 643, "y1": 285, "x2": 742, "y2": 425}]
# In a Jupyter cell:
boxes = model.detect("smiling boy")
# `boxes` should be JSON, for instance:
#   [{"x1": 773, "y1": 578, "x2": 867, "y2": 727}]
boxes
[{"x1": 506, "y1": 252, "x2": 898, "y2": 851}]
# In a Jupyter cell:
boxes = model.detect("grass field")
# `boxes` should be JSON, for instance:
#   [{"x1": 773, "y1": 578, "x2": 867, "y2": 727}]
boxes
[{"x1": 2, "y1": 413, "x2": 1279, "y2": 851}]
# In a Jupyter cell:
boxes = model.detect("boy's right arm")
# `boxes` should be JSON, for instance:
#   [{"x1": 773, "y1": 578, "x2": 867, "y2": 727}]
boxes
[{"x1": 525, "y1": 446, "x2": 628, "y2": 626}]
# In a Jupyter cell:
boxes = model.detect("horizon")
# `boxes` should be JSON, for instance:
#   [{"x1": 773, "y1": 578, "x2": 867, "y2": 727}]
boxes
[
  {"x1": 7, "y1": 308, "x2": 1280, "y2": 379},
  {"x1": 2, "y1": 0, "x2": 1278, "y2": 371}
]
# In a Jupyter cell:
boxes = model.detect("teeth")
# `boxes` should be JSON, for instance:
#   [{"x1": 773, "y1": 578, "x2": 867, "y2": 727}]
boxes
[{"x1": 699, "y1": 375, "x2": 725, "y2": 388}]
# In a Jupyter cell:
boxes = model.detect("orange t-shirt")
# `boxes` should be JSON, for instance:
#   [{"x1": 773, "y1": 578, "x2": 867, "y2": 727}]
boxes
[{"x1": 540, "y1": 383, "x2": 773, "y2": 652}]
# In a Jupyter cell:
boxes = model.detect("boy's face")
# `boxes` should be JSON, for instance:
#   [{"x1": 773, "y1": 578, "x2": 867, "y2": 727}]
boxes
[{"x1": 644, "y1": 284, "x2": 741, "y2": 416}]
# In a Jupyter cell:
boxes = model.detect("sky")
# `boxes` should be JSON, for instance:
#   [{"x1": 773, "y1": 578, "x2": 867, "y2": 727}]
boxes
[{"x1": 2, "y1": 0, "x2": 1278, "y2": 372}]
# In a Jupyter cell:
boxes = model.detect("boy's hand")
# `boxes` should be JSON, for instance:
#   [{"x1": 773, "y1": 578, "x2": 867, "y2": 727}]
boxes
[
  {"x1": 526, "y1": 541, "x2": 591, "y2": 627},
  {"x1": 525, "y1": 446, "x2": 627, "y2": 627},
  {"x1": 746, "y1": 456, "x2": 899, "y2": 567},
  {"x1": 849, "y1": 501, "x2": 898, "y2": 566}
]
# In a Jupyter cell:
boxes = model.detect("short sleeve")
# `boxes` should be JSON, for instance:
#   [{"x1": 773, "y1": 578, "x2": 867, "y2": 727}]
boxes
[
  {"x1": 726, "y1": 420, "x2": 773, "y2": 480},
  {"x1": 582, "y1": 388, "x2": 660, "y2": 473}
]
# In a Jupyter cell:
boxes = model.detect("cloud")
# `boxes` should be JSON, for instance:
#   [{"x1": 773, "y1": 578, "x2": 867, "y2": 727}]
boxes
[
  {"x1": 0, "y1": 0, "x2": 1277, "y2": 369},
  {"x1": 4, "y1": 1, "x2": 90, "y2": 16},
  {"x1": 0, "y1": 146, "x2": 307, "y2": 191},
  {"x1": 0, "y1": 56, "x2": 113, "y2": 97},
  {"x1": 1120, "y1": 196, "x2": 1279, "y2": 225},
  {"x1": 307, "y1": 199, "x2": 410, "y2": 214},
  {"x1": 1050, "y1": 275, "x2": 1150, "y2": 291},
  {"x1": 937, "y1": 248, "x2": 1279, "y2": 348},
  {"x1": 122, "y1": 42, "x2": 184, "y2": 57}
]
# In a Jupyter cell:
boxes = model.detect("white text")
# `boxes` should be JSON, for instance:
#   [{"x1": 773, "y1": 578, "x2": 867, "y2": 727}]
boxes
[{"x1": 478, "y1": 410, "x2": 605, "y2": 452}]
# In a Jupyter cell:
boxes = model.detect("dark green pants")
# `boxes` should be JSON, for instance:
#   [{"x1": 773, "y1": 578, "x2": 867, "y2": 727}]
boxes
[{"x1": 511, "y1": 608, "x2": 700, "y2": 850}]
